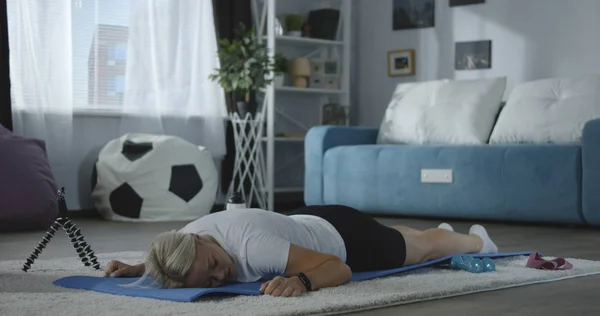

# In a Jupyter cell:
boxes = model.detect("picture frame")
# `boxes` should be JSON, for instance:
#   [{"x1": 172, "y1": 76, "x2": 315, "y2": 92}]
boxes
[
  {"x1": 393, "y1": 0, "x2": 435, "y2": 30},
  {"x1": 310, "y1": 59, "x2": 340, "y2": 90},
  {"x1": 320, "y1": 103, "x2": 347, "y2": 126},
  {"x1": 455, "y1": 40, "x2": 492, "y2": 70},
  {"x1": 450, "y1": 0, "x2": 485, "y2": 7},
  {"x1": 388, "y1": 49, "x2": 415, "y2": 77},
  {"x1": 310, "y1": 59, "x2": 339, "y2": 76}
]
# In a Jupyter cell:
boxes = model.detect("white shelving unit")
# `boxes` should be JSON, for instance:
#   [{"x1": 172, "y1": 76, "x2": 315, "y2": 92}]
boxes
[
  {"x1": 248, "y1": 0, "x2": 352, "y2": 211},
  {"x1": 276, "y1": 86, "x2": 345, "y2": 94},
  {"x1": 274, "y1": 35, "x2": 344, "y2": 47}
]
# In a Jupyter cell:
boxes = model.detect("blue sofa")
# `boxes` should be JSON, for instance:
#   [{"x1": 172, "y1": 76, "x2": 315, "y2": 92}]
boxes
[{"x1": 304, "y1": 119, "x2": 600, "y2": 226}]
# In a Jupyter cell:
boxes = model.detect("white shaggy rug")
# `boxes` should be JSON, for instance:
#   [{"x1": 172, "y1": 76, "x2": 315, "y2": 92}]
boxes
[{"x1": 2, "y1": 251, "x2": 600, "y2": 316}]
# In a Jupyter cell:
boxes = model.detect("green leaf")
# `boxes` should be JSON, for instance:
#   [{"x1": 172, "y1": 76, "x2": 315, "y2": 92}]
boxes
[{"x1": 208, "y1": 23, "x2": 281, "y2": 94}]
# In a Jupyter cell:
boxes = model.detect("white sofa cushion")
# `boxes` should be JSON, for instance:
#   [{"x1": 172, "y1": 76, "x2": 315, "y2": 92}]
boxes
[
  {"x1": 377, "y1": 77, "x2": 507, "y2": 145},
  {"x1": 489, "y1": 75, "x2": 600, "y2": 144}
]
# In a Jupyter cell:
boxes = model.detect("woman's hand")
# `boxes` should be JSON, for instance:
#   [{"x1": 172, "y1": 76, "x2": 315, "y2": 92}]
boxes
[
  {"x1": 103, "y1": 260, "x2": 145, "y2": 278},
  {"x1": 260, "y1": 276, "x2": 306, "y2": 297}
]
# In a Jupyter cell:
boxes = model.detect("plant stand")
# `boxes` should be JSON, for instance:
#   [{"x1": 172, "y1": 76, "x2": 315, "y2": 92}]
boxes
[{"x1": 227, "y1": 112, "x2": 268, "y2": 209}]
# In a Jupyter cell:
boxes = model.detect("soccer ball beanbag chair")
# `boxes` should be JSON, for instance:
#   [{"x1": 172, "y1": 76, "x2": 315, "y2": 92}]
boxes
[{"x1": 91, "y1": 134, "x2": 218, "y2": 222}]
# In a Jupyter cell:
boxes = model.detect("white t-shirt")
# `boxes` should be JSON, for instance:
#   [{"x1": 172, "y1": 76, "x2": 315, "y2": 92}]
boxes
[{"x1": 179, "y1": 209, "x2": 346, "y2": 283}]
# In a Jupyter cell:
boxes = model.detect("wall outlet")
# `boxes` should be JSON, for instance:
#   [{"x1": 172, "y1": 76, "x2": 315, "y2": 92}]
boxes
[{"x1": 421, "y1": 169, "x2": 453, "y2": 183}]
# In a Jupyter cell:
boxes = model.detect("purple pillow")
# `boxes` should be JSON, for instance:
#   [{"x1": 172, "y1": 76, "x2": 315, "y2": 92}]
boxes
[
  {"x1": 0, "y1": 123, "x2": 12, "y2": 137},
  {"x1": 0, "y1": 128, "x2": 58, "y2": 232}
]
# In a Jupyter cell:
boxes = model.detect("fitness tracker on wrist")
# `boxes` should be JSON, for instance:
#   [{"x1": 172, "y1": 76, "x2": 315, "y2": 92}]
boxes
[{"x1": 296, "y1": 272, "x2": 312, "y2": 291}]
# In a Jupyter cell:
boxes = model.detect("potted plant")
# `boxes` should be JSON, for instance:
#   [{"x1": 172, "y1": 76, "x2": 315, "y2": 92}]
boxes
[
  {"x1": 209, "y1": 23, "x2": 275, "y2": 118},
  {"x1": 273, "y1": 53, "x2": 288, "y2": 88},
  {"x1": 285, "y1": 14, "x2": 303, "y2": 37}
]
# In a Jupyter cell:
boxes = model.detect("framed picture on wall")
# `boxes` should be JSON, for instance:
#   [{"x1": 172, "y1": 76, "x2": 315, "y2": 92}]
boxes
[
  {"x1": 388, "y1": 49, "x2": 415, "y2": 77},
  {"x1": 450, "y1": 0, "x2": 485, "y2": 7},
  {"x1": 393, "y1": 0, "x2": 435, "y2": 30},
  {"x1": 455, "y1": 40, "x2": 492, "y2": 70}
]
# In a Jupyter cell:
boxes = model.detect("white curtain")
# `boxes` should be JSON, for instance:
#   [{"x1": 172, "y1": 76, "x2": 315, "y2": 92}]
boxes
[
  {"x1": 7, "y1": 0, "x2": 227, "y2": 208},
  {"x1": 118, "y1": 0, "x2": 227, "y2": 158},
  {"x1": 7, "y1": 0, "x2": 226, "y2": 188},
  {"x1": 7, "y1": 0, "x2": 226, "y2": 161},
  {"x1": 6, "y1": 0, "x2": 74, "y2": 163}
]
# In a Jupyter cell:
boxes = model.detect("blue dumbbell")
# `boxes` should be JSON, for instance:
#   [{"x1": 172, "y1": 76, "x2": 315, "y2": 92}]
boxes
[
  {"x1": 450, "y1": 255, "x2": 463, "y2": 269},
  {"x1": 468, "y1": 258, "x2": 484, "y2": 273},
  {"x1": 482, "y1": 257, "x2": 496, "y2": 272},
  {"x1": 450, "y1": 256, "x2": 495, "y2": 273},
  {"x1": 450, "y1": 255, "x2": 473, "y2": 271}
]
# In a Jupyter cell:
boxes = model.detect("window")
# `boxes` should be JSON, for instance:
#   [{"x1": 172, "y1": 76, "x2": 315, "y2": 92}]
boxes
[
  {"x1": 10, "y1": 0, "x2": 225, "y2": 120},
  {"x1": 72, "y1": 0, "x2": 130, "y2": 111},
  {"x1": 8, "y1": 0, "x2": 227, "y2": 159}
]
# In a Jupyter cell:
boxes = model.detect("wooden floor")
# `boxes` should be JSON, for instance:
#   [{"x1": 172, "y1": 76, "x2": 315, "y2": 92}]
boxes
[{"x1": 1, "y1": 214, "x2": 599, "y2": 315}]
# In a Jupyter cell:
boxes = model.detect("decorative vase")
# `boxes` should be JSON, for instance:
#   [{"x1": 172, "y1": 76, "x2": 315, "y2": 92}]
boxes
[
  {"x1": 235, "y1": 92, "x2": 258, "y2": 119},
  {"x1": 274, "y1": 74, "x2": 284, "y2": 88},
  {"x1": 236, "y1": 101, "x2": 250, "y2": 119}
]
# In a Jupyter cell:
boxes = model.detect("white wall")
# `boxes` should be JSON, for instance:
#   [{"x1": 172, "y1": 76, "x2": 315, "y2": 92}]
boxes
[{"x1": 353, "y1": 0, "x2": 600, "y2": 127}]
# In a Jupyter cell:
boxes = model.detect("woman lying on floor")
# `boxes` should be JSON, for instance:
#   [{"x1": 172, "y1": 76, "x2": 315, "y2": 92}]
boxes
[{"x1": 104, "y1": 205, "x2": 498, "y2": 297}]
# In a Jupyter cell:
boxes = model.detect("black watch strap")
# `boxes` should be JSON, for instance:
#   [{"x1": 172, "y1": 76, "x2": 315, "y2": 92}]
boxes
[{"x1": 296, "y1": 272, "x2": 312, "y2": 291}]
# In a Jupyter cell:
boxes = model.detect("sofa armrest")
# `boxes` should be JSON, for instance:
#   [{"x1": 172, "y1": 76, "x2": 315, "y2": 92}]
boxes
[
  {"x1": 304, "y1": 125, "x2": 379, "y2": 205},
  {"x1": 582, "y1": 118, "x2": 600, "y2": 225}
]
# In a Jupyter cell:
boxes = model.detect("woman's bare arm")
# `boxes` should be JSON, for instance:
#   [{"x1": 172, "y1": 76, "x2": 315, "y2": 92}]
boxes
[{"x1": 283, "y1": 244, "x2": 352, "y2": 291}]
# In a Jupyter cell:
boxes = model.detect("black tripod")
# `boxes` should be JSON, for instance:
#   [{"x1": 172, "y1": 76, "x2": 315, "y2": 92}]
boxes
[{"x1": 22, "y1": 187, "x2": 102, "y2": 272}]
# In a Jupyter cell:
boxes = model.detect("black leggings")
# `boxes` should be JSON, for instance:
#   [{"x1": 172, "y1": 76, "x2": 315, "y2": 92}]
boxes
[{"x1": 288, "y1": 205, "x2": 407, "y2": 272}]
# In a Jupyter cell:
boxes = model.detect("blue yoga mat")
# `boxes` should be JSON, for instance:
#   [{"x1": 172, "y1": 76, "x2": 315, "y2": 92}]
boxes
[{"x1": 53, "y1": 251, "x2": 535, "y2": 302}]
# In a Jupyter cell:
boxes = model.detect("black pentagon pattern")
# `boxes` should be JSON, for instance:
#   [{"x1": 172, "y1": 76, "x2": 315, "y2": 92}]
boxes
[
  {"x1": 121, "y1": 140, "x2": 153, "y2": 162},
  {"x1": 109, "y1": 183, "x2": 143, "y2": 219},
  {"x1": 91, "y1": 160, "x2": 98, "y2": 192},
  {"x1": 169, "y1": 164, "x2": 203, "y2": 202}
]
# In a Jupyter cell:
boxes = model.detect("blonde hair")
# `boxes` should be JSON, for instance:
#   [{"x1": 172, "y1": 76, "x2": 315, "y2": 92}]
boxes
[{"x1": 129, "y1": 231, "x2": 198, "y2": 289}]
